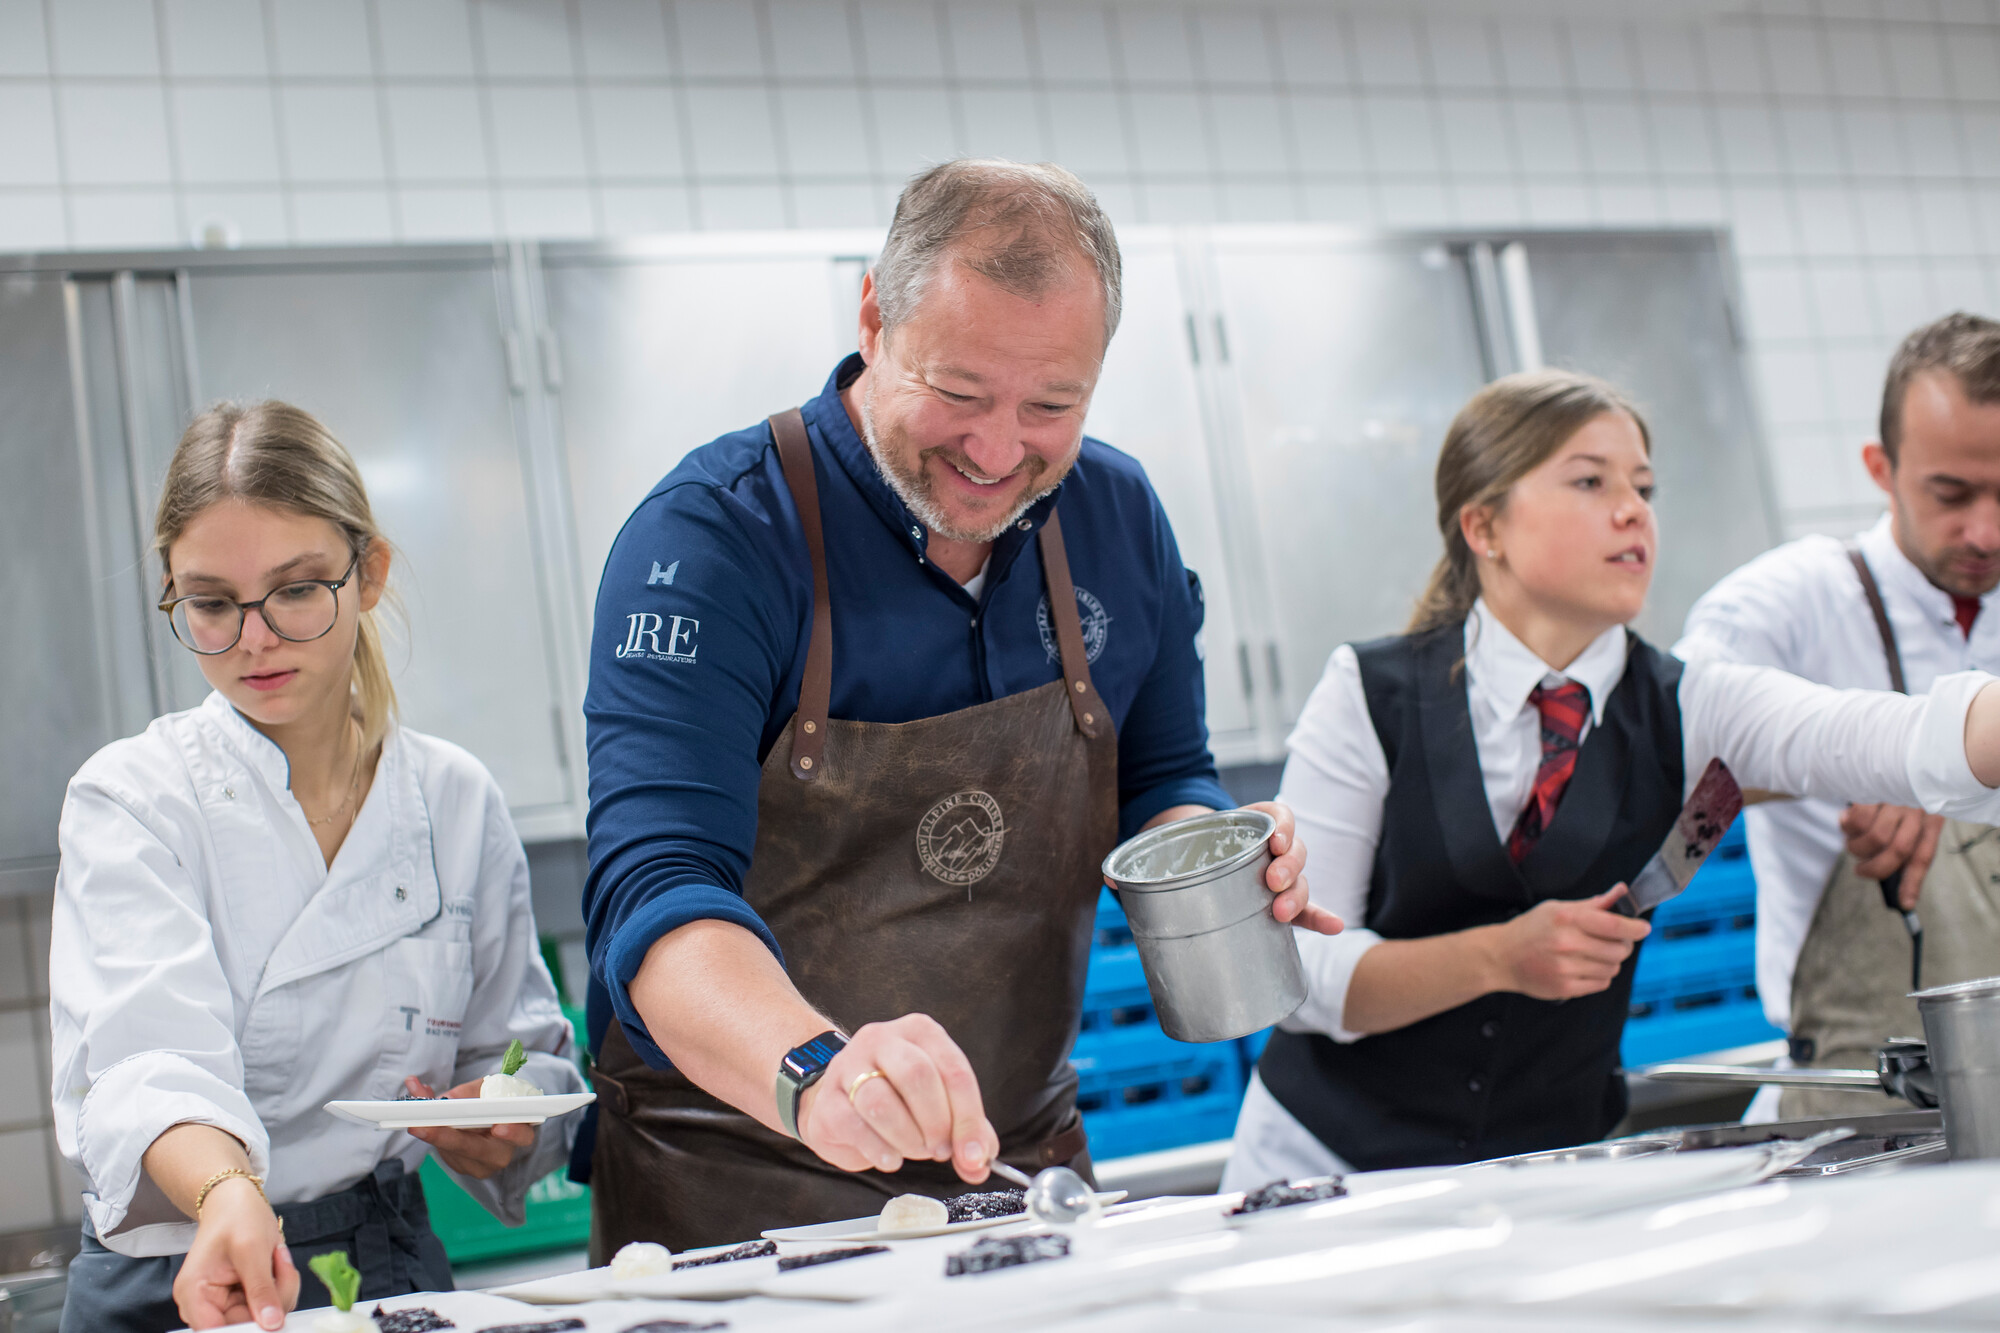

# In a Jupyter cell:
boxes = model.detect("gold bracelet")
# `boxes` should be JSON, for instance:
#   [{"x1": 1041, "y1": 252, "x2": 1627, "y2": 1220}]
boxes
[{"x1": 194, "y1": 1168, "x2": 266, "y2": 1220}]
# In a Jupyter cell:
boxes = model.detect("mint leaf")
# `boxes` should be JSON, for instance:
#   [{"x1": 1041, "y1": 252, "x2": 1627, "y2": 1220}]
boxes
[
  {"x1": 501, "y1": 1038, "x2": 526, "y2": 1077},
  {"x1": 308, "y1": 1250, "x2": 362, "y2": 1312}
]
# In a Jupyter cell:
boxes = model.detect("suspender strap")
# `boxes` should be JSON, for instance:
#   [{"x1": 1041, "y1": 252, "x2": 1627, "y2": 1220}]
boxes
[
  {"x1": 770, "y1": 409, "x2": 832, "y2": 779},
  {"x1": 768, "y1": 407, "x2": 1106, "y2": 778},
  {"x1": 1037, "y1": 509, "x2": 1105, "y2": 740},
  {"x1": 1845, "y1": 540, "x2": 1907, "y2": 694}
]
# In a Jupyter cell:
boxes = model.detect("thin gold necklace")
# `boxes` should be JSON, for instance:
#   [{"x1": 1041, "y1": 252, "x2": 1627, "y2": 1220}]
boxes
[{"x1": 303, "y1": 724, "x2": 364, "y2": 828}]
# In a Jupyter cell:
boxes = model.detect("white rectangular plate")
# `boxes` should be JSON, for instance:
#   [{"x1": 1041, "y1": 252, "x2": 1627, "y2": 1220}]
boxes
[
  {"x1": 762, "y1": 1190, "x2": 1127, "y2": 1242},
  {"x1": 323, "y1": 1092, "x2": 594, "y2": 1129}
]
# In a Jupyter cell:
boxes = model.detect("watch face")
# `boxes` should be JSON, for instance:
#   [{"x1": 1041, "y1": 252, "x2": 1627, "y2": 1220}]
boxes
[{"x1": 785, "y1": 1032, "x2": 846, "y2": 1080}]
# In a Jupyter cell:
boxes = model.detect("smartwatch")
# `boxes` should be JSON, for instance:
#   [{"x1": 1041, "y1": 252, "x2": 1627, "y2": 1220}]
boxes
[{"x1": 776, "y1": 1029, "x2": 847, "y2": 1139}]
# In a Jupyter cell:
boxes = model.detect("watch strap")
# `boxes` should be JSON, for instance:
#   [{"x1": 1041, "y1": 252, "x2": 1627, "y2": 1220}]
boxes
[{"x1": 776, "y1": 1029, "x2": 846, "y2": 1139}]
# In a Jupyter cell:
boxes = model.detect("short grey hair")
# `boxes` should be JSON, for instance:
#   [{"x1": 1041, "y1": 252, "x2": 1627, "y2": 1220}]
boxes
[{"x1": 874, "y1": 159, "x2": 1122, "y2": 346}]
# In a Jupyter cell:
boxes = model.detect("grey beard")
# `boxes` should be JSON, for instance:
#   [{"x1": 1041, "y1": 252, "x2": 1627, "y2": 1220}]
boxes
[{"x1": 858, "y1": 390, "x2": 1056, "y2": 545}]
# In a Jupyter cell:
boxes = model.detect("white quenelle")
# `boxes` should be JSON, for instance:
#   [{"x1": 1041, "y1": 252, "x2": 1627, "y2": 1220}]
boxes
[
  {"x1": 479, "y1": 1038, "x2": 545, "y2": 1099},
  {"x1": 609, "y1": 1240, "x2": 675, "y2": 1278},
  {"x1": 878, "y1": 1193, "x2": 950, "y2": 1234},
  {"x1": 313, "y1": 1313, "x2": 373, "y2": 1333}
]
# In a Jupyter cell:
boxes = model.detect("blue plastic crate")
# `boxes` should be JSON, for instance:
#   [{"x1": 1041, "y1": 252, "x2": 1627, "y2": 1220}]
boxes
[
  {"x1": 1074, "y1": 1047, "x2": 1244, "y2": 1160},
  {"x1": 1094, "y1": 887, "x2": 1132, "y2": 949},
  {"x1": 1623, "y1": 995, "x2": 1779, "y2": 1065},
  {"x1": 1236, "y1": 1028, "x2": 1273, "y2": 1083},
  {"x1": 1632, "y1": 927, "x2": 1757, "y2": 993},
  {"x1": 1619, "y1": 821, "x2": 1780, "y2": 1064},
  {"x1": 1075, "y1": 946, "x2": 1211, "y2": 1070}
]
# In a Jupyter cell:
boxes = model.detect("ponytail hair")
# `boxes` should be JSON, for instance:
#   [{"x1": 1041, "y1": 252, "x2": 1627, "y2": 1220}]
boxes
[
  {"x1": 154, "y1": 401, "x2": 401, "y2": 750},
  {"x1": 1408, "y1": 369, "x2": 1651, "y2": 635}
]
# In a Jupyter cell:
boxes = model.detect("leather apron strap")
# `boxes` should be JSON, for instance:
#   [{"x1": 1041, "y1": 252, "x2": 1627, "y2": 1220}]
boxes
[
  {"x1": 769, "y1": 406, "x2": 1106, "y2": 749},
  {"x1": 1845, "y1": 541, "x2": 1907, "y2": 692},
  {"x1": 771, "y1": 408, "x2": 835, "y2": 779}
]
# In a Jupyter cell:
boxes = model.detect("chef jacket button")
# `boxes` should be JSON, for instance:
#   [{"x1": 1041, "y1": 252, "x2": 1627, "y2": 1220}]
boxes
[
  {"x1": 1017, "y1": 518, "x2": 1031, "y2": 531},
  {"x1": 970, "y1": 617, "x2": 978, "y2": 628},
  {"x1": 395, "y1": 885, "x2": 407, "y2": 901},
  {"x1": 910, "y1": 526, "x2": 922, "y2": 539},
  {"x1": 1467, "y1": 1077, "x2": 1483, "y2": 1093},
  {"x1": 1480, "y1": 1021, "x2": 1499, "y2": 1039},
  {"x1": 223, "y1": 786, "x2": 234, "y2": 800}
]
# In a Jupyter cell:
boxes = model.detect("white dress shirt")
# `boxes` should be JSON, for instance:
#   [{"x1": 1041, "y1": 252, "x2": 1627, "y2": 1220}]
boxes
[
  {"x1": 1224, "y1": 597, "x2": 2000, "y2": 1191},
  {"x1": 1674, "y1": 513, "x2": 2000, "y2": 1033},
  {"x1": 49, "y1": 693, "x2": 585, "y2": 1257}
]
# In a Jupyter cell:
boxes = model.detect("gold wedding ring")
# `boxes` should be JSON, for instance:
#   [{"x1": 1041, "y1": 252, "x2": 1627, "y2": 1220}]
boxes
[{"x1": 846, "y1": 1068, "x2": 887, "y2": 1102}]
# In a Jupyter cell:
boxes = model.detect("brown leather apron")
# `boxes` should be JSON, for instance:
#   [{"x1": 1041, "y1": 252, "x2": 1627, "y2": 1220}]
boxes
[
  {"x1": 588, "y1": 409, "x2": 1120, "y2": 1255},
  {"x1": 1781, "y1": 544, "x2": 2000, "y2": 1118}
]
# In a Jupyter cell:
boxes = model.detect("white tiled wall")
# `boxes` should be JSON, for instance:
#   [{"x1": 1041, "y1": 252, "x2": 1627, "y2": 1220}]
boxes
[
  {"x1": 4, "y1": 0, "x2": 1999, "y2": 533},
  {"x1": 2, "y1": 0, "x2": 2000, "y2": 1237}
]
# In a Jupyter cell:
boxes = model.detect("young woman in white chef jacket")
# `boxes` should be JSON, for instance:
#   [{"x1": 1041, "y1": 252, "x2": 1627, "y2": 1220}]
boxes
[
  {"x1": 1227, "y1": 369, "x2": 2000, "y2": 1187},
  {"x1": 49, "y1": 401, "x2": 585, "y2": 1333}
]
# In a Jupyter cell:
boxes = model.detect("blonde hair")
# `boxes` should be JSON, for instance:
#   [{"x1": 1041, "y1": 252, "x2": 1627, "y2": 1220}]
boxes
[
  {"x1": 1409, "y1": 369, "x2": 1651, "y2": 635},
  {"x1": 154, "y1": 401, "x2": 399, "y2": 749}
]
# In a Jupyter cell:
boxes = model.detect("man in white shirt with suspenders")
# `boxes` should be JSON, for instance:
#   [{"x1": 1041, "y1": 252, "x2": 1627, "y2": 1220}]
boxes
[{"x1": 1677, "y1": 313, "x2": 2000, "y2": 1118}]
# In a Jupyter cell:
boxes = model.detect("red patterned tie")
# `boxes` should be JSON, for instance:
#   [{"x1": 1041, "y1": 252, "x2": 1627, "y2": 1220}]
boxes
[{"x1": 1507, "y1": 681, "x2": 1591, "y2": 864}]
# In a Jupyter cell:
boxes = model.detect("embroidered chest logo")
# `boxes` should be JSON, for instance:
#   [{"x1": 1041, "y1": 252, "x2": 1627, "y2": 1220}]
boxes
[
  {"x1": 1037, "y1": 587, "x2": 1110, "y2": 664},
  {"x1": 916, "y1": 790, "x2": 1007, "y2": 889}
]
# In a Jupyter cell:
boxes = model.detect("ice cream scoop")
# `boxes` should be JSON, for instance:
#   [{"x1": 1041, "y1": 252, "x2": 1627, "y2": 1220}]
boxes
[{"x1": 988, "y1": 1161, "x2": 1098, "y2": 1225}]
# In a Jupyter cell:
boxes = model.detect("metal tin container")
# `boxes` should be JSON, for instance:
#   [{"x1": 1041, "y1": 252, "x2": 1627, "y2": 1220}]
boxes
[
  {"x1": 1101, "y1": 809, "x2": 1305, "y2": 1043},
  {"x1": 1915, "y1": 976, "x2": 2000, "y2": 1160}
]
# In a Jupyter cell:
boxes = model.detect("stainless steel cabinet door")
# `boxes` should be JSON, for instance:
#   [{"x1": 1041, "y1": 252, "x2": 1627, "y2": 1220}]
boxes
[
  {"x1": 1202, "y1": 231, "x2": 1491, "y2": 724},
  {"x1": 1520, "y1": 233, "x2": 1777, "y2": 643},
  {"x1": 180, "y1": 260, "x2": 574, "y2": 826},
  {"x1": 0, "y1": 276, "x2": 120, "y2": 889},
  {"x1": 538, "y1": 245, "x2": 857, "y2": 613},
  {"x1": 1083, "y1": 235, "x2": 1262, "y2": 763}
]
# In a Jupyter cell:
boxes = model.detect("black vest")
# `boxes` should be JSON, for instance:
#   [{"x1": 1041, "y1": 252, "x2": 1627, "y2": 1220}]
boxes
[{"x1": 1259, "y1": 621, "x2": 1685, "y2": 1170}]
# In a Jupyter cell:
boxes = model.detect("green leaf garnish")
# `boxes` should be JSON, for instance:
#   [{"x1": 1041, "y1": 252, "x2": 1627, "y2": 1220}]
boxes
[
  {"x1": 308, "y1": 1250, "x2": 361, "y2": 1312},
  {"x1": 501, "y1": 1038, "x2": 526, "y2": 1077}
]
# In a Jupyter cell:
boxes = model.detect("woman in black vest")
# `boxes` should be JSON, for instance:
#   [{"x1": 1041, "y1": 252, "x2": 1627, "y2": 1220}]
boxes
[{"x1": 1227, "y1": 368, "x2": 2000, "y2": 1182}]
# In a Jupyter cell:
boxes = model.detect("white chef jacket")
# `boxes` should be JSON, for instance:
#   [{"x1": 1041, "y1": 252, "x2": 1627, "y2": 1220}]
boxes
[
  {"x1": 49, "y1": 692, "x2": 584, "y2": 1258},
  {"x1": 1675, "y1": 513, "x2": 2000, "y2": 1033},
  {"x1": 1224, "y1": 597, "x2": 2000, "y2": 1191}
]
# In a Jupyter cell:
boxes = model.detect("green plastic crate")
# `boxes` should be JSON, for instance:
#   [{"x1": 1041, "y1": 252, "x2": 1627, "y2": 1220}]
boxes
[
  {"x1": 421, "y1": 955, "x2": 595, "y2": 1266},
  {"x1": 420, "y1": 1157, "x2": 590, "y2": 1265}
]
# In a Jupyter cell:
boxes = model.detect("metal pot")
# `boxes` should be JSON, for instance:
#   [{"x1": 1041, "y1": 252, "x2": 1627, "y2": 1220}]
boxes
[
  {"x1": 1915, "y1": 975, "x2": 2000, "y2": 1161},
  {"x1": 1101, "y1": 809, "x2": 1305, "y2": 1043}
]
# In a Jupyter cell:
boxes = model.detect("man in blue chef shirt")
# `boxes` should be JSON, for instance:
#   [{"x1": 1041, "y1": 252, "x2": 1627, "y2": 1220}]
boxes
[{"x1": 579, "y1": 159, "x2": 1337, "y2": 1253}]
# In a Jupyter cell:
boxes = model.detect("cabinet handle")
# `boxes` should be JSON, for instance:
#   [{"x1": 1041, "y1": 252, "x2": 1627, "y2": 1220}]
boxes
[
  {"x1": 1213, "y1": 315, "x2": 1231, "y2": 364},
  {"x1": 550, "y1": 705, "x2": 569, "y2": 770},
  {"x1": 1185, "y1": 313, "x2": 1201, "y2": 366},
  {"x1": 502, "y1": 332, "x2": 528, "y2": 392},
  {"x1": 1237, "y1": 642, "x2": 1254, "y2": 701},
  {"x1": 1265, "y1": 642, "x2": 1284, "y2": 700},
  {"x1": 539, "y1": 329, "x2": 564, "y2": 390}
]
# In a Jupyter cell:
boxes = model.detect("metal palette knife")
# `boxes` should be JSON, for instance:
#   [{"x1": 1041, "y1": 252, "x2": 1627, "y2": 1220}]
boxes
[{"x1": 1618, "y1": 758, "x2": 1745, "y2": 916}]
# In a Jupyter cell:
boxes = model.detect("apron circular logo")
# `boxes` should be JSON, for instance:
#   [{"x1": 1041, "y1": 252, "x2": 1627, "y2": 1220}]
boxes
[
  {"x1": 916, "y1": 790, "x2": 1007, "y2": 886},
  {"x1": 1038, "y1": 587, "x2": 1110, "y2": 664}
]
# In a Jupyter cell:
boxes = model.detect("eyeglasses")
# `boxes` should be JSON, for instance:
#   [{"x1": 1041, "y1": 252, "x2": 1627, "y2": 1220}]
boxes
[{"x1": 158, "y1": 559, "x2": 358, "y2": 656}]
